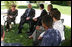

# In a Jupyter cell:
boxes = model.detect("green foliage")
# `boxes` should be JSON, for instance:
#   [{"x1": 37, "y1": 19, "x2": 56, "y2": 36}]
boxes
[
  {"x1": 51, "y1": 1, "x2": 68, "y2": 6},
  {"x1": 4, "y1": 1, "x2": 17, "y2": 9},
  {"x1": 17, "y1": 5, "x2": 38, "y2": 9},
  {"x1": 51, "y1": 1, "x2": 62, "y2": 5}
]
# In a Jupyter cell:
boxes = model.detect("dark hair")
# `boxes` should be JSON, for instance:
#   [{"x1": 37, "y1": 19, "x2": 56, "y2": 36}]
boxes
[
  {"x1": 42, "y1": 15, "x2": 53, "y2": 28},
  {"x1": 40, "y1": 4, "x2": 44, "y2": 9},
  {"x1": 50, "y1": 8, "x2": 61, "y2": 20},
  {"x1": 11, "y1": 4, "x2": 16, "y2": 7},
  {"x1": 48, "y1": 4, "x2": 53, "y2": 10},
  {"x1": 1, "y1": 25, "x2": 3, "y2": 37}
]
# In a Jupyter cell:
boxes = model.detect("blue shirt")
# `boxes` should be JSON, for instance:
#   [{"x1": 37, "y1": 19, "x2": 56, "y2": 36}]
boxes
[{"x1": 40, "y1": 28, "x2": 61, "y2": 46}]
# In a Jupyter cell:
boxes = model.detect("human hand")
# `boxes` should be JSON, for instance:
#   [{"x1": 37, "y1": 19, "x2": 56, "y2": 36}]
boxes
[
  {"x1": 9, "y1": 16, "x2": 13, "y2": 18},
  {"x1": 38, "y1": 36, "x2": 42, "y2": 40},
  {"x1": 33, "y1": 18, "x2": 37, "y2": 21},
  {"x1": 26, "y1": 17, "x2": 30, "y2": 20}
]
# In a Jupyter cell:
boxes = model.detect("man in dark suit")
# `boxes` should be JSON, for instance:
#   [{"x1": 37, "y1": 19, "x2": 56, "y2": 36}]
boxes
[
  {"x1": 33, "y1": 4, "x2": 48, "y2": 29},
  {"x1": 18, "y1": 4, "x2": 36, "y2": 34}
]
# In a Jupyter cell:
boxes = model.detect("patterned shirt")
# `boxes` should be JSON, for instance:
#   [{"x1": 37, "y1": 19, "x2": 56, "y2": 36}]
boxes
[{"x1": 40, "y1": 28, "x2": 61, "y2": 46}]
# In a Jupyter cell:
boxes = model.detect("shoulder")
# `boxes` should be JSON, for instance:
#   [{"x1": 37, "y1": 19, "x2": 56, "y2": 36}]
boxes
[
  {"x1": 31, "y1": 8, "x2": 35, "y2": 11},
  {"x1": 53, "y1": 21, "x2": 64, "y2": 30},
  {"x1": 43, "y1": 9, "x2": 47, "y2": 12},
  {"x1": 42, "y1": 9, "x2": 47, "y2": 13},
  {"x1": 25, "y1": 8, "x2": 28, "y2": 11}
]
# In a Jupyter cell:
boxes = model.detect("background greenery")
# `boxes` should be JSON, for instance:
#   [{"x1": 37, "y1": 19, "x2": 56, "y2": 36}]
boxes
[{"x1": 1, "y1": 1, "x2": 71, "y2": 15}]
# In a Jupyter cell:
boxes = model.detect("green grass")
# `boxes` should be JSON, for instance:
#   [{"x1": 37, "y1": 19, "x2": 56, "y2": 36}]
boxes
[
  {"x1": 4, "y1": 24, "x2": 71, "y2": 46},
  {"x1": 53, "y1": 4, "x2": 71, "y2": 16},
  {"x1": 61, "y1": 25, "x2": 71, "y2": 46},
  {"x1": 4, "y1": 24, "x2": 33, "y2": 46}
]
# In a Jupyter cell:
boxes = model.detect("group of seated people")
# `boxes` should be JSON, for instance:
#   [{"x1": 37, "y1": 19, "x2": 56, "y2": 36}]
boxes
[{"x1": 1, "y1": 3, "x2": 65, "y2": 46}]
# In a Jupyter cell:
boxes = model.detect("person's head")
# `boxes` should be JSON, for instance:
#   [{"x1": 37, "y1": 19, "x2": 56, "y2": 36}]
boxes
[
  {"x1": 39, "y1": 4, "x2": 44, "y2": 10},
  {"x1": 11, "y1": 4, "x2": 16, "y2": 10},
  {"x1": 50, "y1": 8, "x2": 61, "y2": 22},
  {"x1": 42, "y1": 15, "x2": 53, "y2": 30},
  {"x1": 27, "y1": 4, "x2": 32, "y2": 9},
  {"x1": 47, "y1": 4, "x2": 53, "y2": 12},
  {"x1": 1, "y1": 25, "x2": 5, "y2": 41}
]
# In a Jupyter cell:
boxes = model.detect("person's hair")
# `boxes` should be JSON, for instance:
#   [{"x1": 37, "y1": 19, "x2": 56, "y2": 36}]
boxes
[
  {"x1": 40, "y1": 4, "x2": 44, "y2": 9},
  {"x1": 1, "y1": 25, "x2": 3, "y2": 37},
  {"x1": 48, "y1": 4, "x2": 53, "y2": 10},
  {"x1": 11, "y1": 4, "x2": 16, "y2": 7},
  {"x1": 42, "y1": 15, "x2": 53, "y2": 28},
  {"x1": 50, "y1": 8, "x2": 61, "y2": 20}
]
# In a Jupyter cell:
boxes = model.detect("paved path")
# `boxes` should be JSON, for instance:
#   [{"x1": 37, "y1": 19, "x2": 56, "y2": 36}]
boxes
[{"x1": 1, "y1": 9, "x2": 71, "y2": 27}]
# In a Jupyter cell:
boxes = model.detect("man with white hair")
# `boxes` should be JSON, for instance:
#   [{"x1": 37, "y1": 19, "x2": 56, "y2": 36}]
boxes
[{"x1": 17, "y1": 4, "x2": 36, "y2": 35}]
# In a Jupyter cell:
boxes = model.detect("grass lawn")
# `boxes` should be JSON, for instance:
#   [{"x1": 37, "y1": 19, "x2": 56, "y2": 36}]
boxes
[
  {"x1": 4, "y1": 24, "x2": 33, "y2": 46},
  {"x1": 1, "y1": 4, "x2": 71, "y2": 16},
  {"x1": 4, "y1": 24, "x2": 71, "y2": 46}
]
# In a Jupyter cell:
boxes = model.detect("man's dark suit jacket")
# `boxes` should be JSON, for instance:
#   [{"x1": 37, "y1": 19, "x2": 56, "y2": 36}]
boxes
[
  {"x1": 21, "y1": 8, "x2": 35, "y2": 20},
  {"x1": 37, "y1": 9, "x2": 48, "y2": 26}
]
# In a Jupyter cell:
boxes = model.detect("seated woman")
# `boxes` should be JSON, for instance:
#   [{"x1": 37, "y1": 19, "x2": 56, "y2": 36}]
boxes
[{"x1": 6, "y1": 4, "x2": 18, "y2": 32}]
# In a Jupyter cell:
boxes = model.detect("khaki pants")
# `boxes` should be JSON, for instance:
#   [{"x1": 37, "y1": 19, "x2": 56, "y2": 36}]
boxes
[{"x1": 32, "y1": 26, "x2": 45, "y2": 41}]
